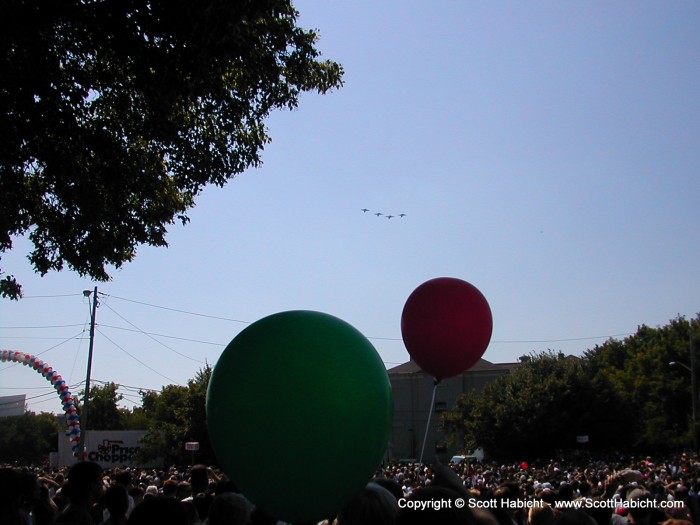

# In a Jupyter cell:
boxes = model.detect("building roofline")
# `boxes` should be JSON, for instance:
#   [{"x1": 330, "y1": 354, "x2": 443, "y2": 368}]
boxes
[{"x1": 387, "y1": 358, "x2": 518, "y2": 375}]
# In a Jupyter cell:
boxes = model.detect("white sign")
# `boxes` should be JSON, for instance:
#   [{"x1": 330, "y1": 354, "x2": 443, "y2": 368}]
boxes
[
  {"x1": 576, "y1": 435, "x2": 589, "y2": 443},
  {"x1": 56, "y1": 430, "x2": 147, "y2": 467},
  {"x1": 185, "y1": 442, "x2": 200, "y2": 451}
]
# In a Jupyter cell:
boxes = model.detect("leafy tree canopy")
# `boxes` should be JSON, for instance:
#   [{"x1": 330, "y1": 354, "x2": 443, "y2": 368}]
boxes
[
  {"x1": 442, "y1": 351, "x2": 619, "y2": 459},
  {"x1": 0, "y1": 411, "x2": 60, "y2": 464},
  {"x1": 137, "y1": 365, "x2": 213, "y2": 465},
  {"x1": 442, "y1": 316, "x2": 699, "y2": 459},
  {"x1": 0, "y1": 0, "x2": 343, "y2": 299},
  {"x1": 586, "y1": 316, "x2": 699, "y2": 450},
  {"x1": 80, "y1": 381, "x2": 131, "y2": 431}
]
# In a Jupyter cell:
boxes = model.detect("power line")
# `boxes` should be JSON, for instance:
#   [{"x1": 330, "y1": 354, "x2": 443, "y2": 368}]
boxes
[
  {"x1": 99, "y1": 292, "x2": 634, "y2": 345},
  {"x1": 20, "y1": 293, "x2": 84, "y2": 299},
  {"x1": 96, "y1": 328, "x2": 181, "y2": 385},
  {"x1": 100, "y1": 293, "x2": 251, "y2": 324},
  {"x1": 490, "y1": 333, "x2": 634, "y2": 344},
  {"x1": 0, "y1": 330, "x2": 87, "y2": 372},
  {"x1": 99, "y1": 302, "x2": 209, "y2": 363},
  {"x1": 0, "y1": 324, "x2": 87, "y2": 330},
  {"x1": 0, "y1": 386, "x2": 59, "y2": 390},
  {"x1": 0, "y1": 336, "x2": 90, "y2": 341},
  {"x1": 0, "y1": 381, "x2": 84, "y2": 405},
  {"x1": 91, "y1": 378, "x2": 161, "y2": 394},
  {"x1": 120, "y1": 393, "x2": 143, "y2": 408},
  {"x1": 98, "y1": 325, "x2": 223, "y2": 346}
]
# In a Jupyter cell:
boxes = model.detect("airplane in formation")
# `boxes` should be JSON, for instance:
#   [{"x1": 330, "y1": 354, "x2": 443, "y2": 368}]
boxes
[{"x1": 362, "y1": 209, "x2": 406, "y2": 218}]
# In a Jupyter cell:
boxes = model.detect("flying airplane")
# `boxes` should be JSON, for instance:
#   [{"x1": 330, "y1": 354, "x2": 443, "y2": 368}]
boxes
[
  {"x1": 375, "y1": 212, "x2": 383, "y2": 216},
  {"x1": 386, "y1": 215, "x2": 394, "y2": 219},
  {"x1": 361, "y1": 208, "x2": 370, "y2": 213},
  {"x1": 399, "y1": 213, "x2": 406, "y2": 218}
]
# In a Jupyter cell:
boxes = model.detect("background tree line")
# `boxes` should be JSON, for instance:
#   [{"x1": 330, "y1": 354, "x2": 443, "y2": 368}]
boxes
[
  {"x1": 2, "y1": 316, "x2": 697, "y2": 465},
  {"x1": 0, "y1": 365, "x2": 213, "y2": 466},
  {"x1": 442, "y1": 315, "x2": 699, "y2": 459}
]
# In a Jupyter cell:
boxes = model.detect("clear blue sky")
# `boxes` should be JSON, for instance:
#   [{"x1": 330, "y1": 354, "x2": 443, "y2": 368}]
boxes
[{"x1": 2, "y1": 0, "x2": 699, "y2": 414}]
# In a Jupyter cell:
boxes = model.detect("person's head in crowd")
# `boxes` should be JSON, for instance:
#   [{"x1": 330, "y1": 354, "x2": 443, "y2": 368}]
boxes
[
  {"x1": 104, "y1": 483, "x2": 129, "y2": 524},
  {"x1": 430, "y1": 460, "x2": 469, "y2": 498},
  {"x1": 162, "y1": 479, "x2": 179, "y2": 498},
  {"x1": 578, "y1": 481, "x2": 592, "y2": 498},
  {"x1": 114, "y1": 470, "x2": 133, "y2": 488},
  {"x1": 176, "y1": 481, "x2": 192, "y2": 500},
  {"x1": 528, "y1": 503, "x2": 557, "y2": 525},
  {"x1": 539, "y1": 488, "x2": 557, "y2": 506},
  {"x1": 558, "y1": 483, "x2": 574, "y2": 501},
  {"x1": 129, "y1": 486, "x2": 145, "y2": 507},
  {"x1": 207, "y1": 492, "x2": 251, "y2": 525},
  {"x1": 64, "y1": 461, "x2": 104, "y2": 505},
  {"x1": 127, "y1": 496, "x2": 188, "y2": 525},
  {"x1": 55, "y1": 472, "x2": 66, "y2": 486},
  {"x1": 335, "y1": 484, "x2": 399, "y2": 525},
  {"x1": 627, "y1": 491, "x2": 665, "y2": 525},
  {"x1": 371, "y1": 477, "x2": 403, "y2": 502},
  {"x1": 189, "y1": 464, "x2": 209, "y2": 495}
]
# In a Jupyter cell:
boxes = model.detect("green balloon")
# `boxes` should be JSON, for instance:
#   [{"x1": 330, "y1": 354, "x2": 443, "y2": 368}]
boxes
[{"x1": 206, "y1": 310, "x2": 393, "y2": 524}]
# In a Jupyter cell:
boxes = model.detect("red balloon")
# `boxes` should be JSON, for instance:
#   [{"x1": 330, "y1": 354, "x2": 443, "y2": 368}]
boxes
[{"x1": 401, "y1": 277, "x2": 493, "y2": 379}]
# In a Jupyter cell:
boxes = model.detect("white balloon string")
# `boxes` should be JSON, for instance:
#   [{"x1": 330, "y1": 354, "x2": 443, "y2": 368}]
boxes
[{"x1": 419, "y1": 380, "x2": 438, "y2": 464}]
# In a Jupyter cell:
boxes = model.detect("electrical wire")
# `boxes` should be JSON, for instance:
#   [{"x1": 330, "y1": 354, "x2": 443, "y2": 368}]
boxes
[
  {"x1": 99, "y1": 292, "x2": 634, "y2": 344},
  {"x1": 91, "y1": 378, "x2": 160, "y2": 394},
  {"x1": 20, "y1": 293, "x2": 84, "y2": 299},
  {"x1": 0, "y1": 330, "x2": 87, "y2": 372},
  {"x1": 2, "y1": 290, "x2": 643, "y2": 416},
  {"x1": 99, "y1": 302, "x2": 208, "y2": 363},
  {"x1": 0, "y1": 381, "x2": 84, "y2": 405},
  {"x1": 120, "y1": 393, "x2": 144, "y2": 408},
  {"x1": 0, "y1": 336, "x2": 90, "y2": 341},
  {"x1": 98, "y1": 324, "x2": 223, "y2": 346},
  {"x1": 95, "y1": 328, "x2": 181, "y2": 385},
  {"x1": 490, "y1": 333, "x2": 633, "y2": 343},
  {"x1": 0, "y1": 324, "x2": 87, "y2": 330},
  {"x1": 100, "y1": 293, "x2": 251, "y2": 324}
]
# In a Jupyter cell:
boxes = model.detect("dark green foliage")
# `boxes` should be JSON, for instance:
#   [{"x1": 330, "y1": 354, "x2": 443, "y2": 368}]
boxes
[
  {"x1": 0, "y1": 0, "x2": 343, "y2": 299},
  {"x1": 80, "y1": 381, "x2": 129, "y2": 431},
  {"x1": 587, "y1": 316, "x2": 698, "y2": 450},
  {"x1": 0, "y1": 366, "x2": 212, "y2": 465},
  {"x1": 0, "y1": 412, "x2": 61, "y2": 464},
  {"x1": 442, "y1": 316, "x2": 699, "y2": 458},
  {"x1": 442, "y1": 352, "x2": 619, "y2": 458},
  {"x1": 136, "y1": 364, "x2": 214, "y2": 465}
]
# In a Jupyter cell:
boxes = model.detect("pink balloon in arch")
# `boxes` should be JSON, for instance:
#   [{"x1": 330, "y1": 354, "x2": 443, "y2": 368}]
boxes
[
  {"x1": 1, "y1": 349, "x2": 82, "y2": 455},
  {"x1": 401, "y1": 277, "x2": 493, "y2": 380}
]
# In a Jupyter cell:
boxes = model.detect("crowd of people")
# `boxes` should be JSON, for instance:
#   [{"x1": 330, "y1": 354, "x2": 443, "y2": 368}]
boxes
[{"x1": 0, "y1": 453, "x2": 697, "y2": 525}]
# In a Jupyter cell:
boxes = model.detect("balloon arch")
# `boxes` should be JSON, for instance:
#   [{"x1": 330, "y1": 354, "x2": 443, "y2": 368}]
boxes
[{"x1": 1, "y1": 350, "x2": 81, "y2": 455}]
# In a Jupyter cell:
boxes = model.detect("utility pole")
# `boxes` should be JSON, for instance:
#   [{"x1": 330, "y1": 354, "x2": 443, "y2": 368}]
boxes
[{"x1": 79, "y1": 286, "x2": 98, "y2": 460}]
